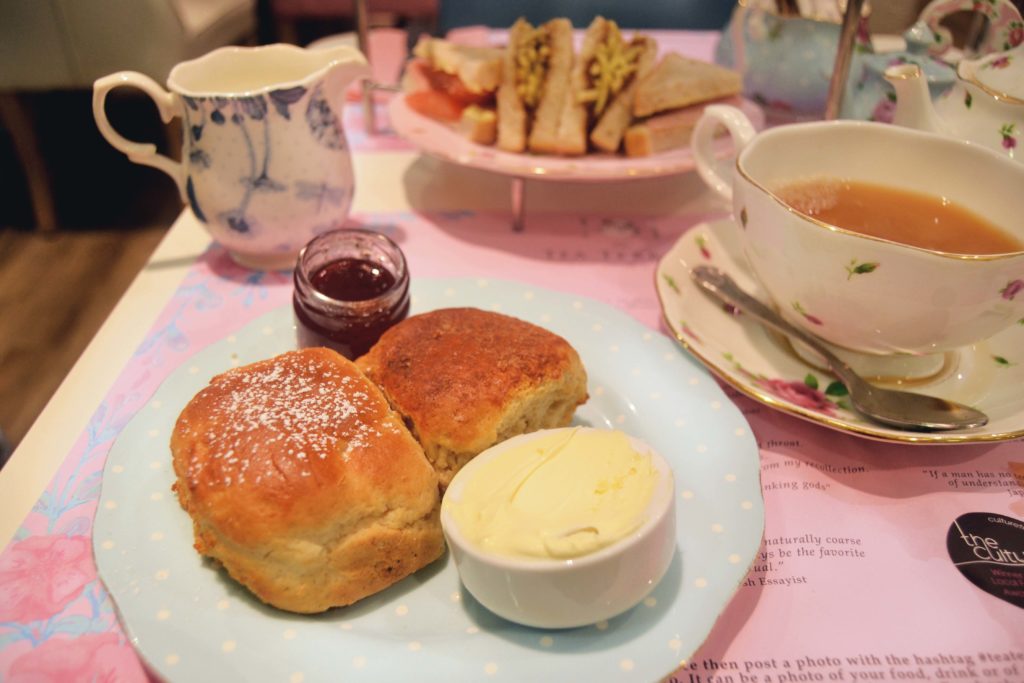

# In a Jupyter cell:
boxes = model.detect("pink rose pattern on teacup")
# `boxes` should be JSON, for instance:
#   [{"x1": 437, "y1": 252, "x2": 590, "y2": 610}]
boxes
[
  {"x1": 1008, "y1": 21, "x2": 1024, "y2": 49},
  {"x1": 723, "y1": 352, "x2": 849, "y2": 418},
  {"x1": 921, "y1": 0, "x2": 1023, "y2": 54},
  {"x1": 1002, "y1": 279, "x2": 1024, "y2": 299},
  {"x1": 666, "y1": 229, "x2": 1024, "y2": 425},
  {"x1": 696, "y1": 235, "x2": 712, "y2": 260},
  {"x1": 679, "y1": 320, "x2": 703, "y2": 344},
  {"x1": 1000, "y1": 124, "x2": 1018, "y2": 150},
  {"x1": 985, "y1": 55, "x2": 1012, "y2": 70},
  {"x1": 958, "y1": 92, "x2": 1020, "y2": 151},
  {"x1": 756, "y1": 377, "x2": 839, "y2": 416}
]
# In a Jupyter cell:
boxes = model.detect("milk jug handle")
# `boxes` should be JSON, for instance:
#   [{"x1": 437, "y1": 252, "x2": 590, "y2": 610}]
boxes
[
  {"x1": 692, "y1": 104, "x2": 758, "y2": 204},
  {"x1": 92, "y1": 72, "x2": 186, "y2": 198}
]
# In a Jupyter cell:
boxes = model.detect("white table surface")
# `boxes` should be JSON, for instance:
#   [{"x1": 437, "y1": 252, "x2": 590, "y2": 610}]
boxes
[{"x1": 0, "y1": 150, "x2": 723, "y2": 548}]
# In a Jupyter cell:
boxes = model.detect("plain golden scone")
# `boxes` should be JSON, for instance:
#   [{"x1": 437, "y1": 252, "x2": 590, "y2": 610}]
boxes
[
  {"x1": 170, "y1": 347, "x2": 444, "y2": 614},
  {"x1": 355, "y1": 308, "x2": 589, "y2": 488}
]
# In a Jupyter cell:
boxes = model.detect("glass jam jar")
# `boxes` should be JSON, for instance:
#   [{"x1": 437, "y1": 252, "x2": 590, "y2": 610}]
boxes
[{"x1": 292, "y1": 228, "x2": 410, "y2": 359}]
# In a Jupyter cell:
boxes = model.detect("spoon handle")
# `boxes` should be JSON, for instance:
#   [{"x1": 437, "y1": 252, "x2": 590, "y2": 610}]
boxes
[
  {"x1": 690, "y1": 266, "x2": 862, "y2": 390},
  {"x1": 690, "y1": 264, "x2": 988, "y2": 431}
]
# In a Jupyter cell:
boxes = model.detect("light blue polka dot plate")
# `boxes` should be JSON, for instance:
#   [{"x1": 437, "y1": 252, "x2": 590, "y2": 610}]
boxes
[{"x1": 94, "y1": 278, "x2": 764, "y2": 683}]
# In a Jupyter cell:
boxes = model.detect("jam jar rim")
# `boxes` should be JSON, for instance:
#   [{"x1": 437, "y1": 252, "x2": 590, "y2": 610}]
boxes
[{"x1": 294, "y1": 228, "x2": 409, "y2": 313}]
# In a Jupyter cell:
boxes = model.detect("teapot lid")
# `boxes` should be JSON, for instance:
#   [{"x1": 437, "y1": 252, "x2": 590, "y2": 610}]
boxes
[{"x1": 959, "y1": 45, "x2": 1024, "y2": 102}]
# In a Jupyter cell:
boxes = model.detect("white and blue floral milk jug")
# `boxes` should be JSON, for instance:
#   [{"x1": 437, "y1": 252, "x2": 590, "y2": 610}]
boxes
[{"x1": 94, "y1": 44, "x2": 369, "y2": 270}]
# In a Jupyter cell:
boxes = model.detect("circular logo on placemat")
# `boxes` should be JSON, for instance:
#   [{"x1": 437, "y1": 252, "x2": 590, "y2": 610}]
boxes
[{"x1": 947, "y1": 512, "x2": 1024, "y2": 609}]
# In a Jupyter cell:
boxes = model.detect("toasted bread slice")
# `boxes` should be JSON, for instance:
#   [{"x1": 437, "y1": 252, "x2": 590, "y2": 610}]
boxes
[
  {"x1": 589, "y1": 35, "x2": 658, "y2": 153},
  {"x1": 624, "y1": 96, "x2": 740, "y2": 157},
  {"x1": 551, "y1": 16, "x2": 609, "y2": 156},
  {"x1": 633, "y1": 53, "x2": 742, "y2": 118},
  {"x1": 496, "y1": 18, "x2": 531, "y2": 153},
  {"x1": 412, "y1": 36, "x2": 504, "y2": 94},
  {"x1": 459, "y1": 105, "x2": 497, "y2": 145},
  {"x1": 526, "y1": 18, "x2": 575, "y2": 154}
]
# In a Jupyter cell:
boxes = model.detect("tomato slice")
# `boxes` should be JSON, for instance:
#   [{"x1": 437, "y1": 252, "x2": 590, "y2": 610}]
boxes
[
  {"x1": 405, "y1": 90, "x2": 464, "y2": 123},
  {"x1": 422, "y1": 68, "x2": 494, "y2": 107}
]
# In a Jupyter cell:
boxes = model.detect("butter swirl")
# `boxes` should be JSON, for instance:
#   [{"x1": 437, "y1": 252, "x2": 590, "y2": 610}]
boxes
[{"x1": 445, "y1": 428, "x2": 659, "y2": 560}]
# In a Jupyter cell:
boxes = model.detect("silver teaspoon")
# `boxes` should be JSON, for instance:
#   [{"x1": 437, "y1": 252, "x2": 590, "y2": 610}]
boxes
[{"x1": 690, "y1": 265, "x2": 989, "y2": 432}]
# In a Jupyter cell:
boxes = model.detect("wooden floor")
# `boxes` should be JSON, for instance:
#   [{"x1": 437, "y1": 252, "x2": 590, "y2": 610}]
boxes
[
  {"x1": 0, "y1": 227, "x2": 168, "y2": 448},
  {"x1": 0, "y1": 89, "x2": 182, "y2": 455}
]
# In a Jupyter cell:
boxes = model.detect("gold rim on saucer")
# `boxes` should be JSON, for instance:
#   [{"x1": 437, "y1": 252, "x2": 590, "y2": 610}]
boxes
[{"x1": 654, "y1": 219, "x2": 1024, "y2": 445}]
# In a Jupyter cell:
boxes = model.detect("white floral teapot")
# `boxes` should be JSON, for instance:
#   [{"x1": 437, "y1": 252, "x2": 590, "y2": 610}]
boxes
[{"x1": 883, "y1": 0, "x2": 1023, "y2": 162}]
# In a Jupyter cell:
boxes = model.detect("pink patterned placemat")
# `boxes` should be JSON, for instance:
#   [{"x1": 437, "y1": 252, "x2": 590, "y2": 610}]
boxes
[
  {"x1": 0, "y1": 210, "x2": 702, "y2": 679},
  {"x1": 2, "y1": 210, "x2": 1021, "y2": 680}
]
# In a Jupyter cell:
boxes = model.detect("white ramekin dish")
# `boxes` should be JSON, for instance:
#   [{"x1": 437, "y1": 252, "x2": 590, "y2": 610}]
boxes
[{"x1": 440, "y1": 427, "x2": 676, "y2": 629}]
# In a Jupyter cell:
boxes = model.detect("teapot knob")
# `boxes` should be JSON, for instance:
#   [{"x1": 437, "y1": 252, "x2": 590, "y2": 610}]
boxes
[{"x1": 902, "y1": 20, "x2": 937, "y2": 55}]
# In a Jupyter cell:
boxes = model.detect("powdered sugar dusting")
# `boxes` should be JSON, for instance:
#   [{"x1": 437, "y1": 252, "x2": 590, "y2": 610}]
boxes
[{"x1": 182, "y1": 351, "x2": 402, "y2": 488}]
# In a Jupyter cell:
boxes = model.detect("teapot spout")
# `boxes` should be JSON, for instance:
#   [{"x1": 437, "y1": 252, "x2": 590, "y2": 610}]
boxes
[
  {"x1": 884, "y1": 63, "x2": 946, "y2": 135},
  {"x1": 318, "y1": 45, "x2": 371, "y2": 103}
]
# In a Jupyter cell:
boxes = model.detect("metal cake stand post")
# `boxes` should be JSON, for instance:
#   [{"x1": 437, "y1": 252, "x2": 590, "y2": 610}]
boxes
[
  {"x1": 353, "y1": 2, "x2": 530, "y2": 231},
  {"x1": 824, "y1": 0, "x2": 867, "y2": 120},
  {"x1": 355, "y1": 0, "x2": 376, "y2": 135},
  {"x1": 511, "y1": 177, "x2": 526, "y2": 232}
]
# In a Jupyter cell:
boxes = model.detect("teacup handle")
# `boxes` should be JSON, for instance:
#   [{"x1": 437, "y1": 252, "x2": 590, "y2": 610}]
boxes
[
  {"x1": 917, "y1": 0, "x2": 1023, "y2": 56},
  {"x1": 92, "y1": 72, "x2": 186, "y2": 199},
  {"x1": 691, "y1": 104, "x2": 758, "y2": 203}
]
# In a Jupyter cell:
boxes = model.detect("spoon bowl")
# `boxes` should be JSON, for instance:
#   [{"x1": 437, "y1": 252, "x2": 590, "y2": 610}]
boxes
[{"x1": 690, "y1": 265, "x2": 989, "y2": 432}]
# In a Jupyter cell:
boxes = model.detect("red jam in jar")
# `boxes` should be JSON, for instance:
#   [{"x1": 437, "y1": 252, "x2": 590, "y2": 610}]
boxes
[{"x1": 292, "y1": 229, "x2": 410, "y2": 359}]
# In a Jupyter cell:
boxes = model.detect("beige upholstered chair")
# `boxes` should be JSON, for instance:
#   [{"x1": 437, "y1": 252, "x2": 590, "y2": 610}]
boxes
[{"x1": 0, "y1": 0, "x2": 257, "y2": 230}]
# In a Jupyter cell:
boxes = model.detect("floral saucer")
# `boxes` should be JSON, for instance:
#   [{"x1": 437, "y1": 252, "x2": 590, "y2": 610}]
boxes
[{"x1": 655, "y1": 218, "x2": 1024, "y2": 444}]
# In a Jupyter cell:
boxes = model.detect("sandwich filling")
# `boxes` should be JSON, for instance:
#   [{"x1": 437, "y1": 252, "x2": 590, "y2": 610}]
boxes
[
  {"x1": 514, "y1": 25, "x2": 553, "y2": 111},
  {"x1": 578, "y1": 22, "x2": 643, "y2": 118}
]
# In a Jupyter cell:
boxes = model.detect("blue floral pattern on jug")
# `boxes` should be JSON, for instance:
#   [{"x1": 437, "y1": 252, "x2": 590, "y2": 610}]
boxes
[
  {"x1": 91, "y1": 43, "x2": 368, "y2": 270},
  {"x1": 305, "y1": 84, "x2": 346, "y2": 150},
  {"x1": 181, "y1": 85, "x2": 350, "y2": 235}
]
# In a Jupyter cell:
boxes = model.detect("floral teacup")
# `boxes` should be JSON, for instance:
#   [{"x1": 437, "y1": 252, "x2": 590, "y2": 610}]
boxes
[{"x1": 690, "y1": 104, "x2": 1024, "y2": 359}]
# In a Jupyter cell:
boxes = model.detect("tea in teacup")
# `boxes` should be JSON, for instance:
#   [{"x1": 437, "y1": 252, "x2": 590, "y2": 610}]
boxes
[
  {"x1": 773, "y1": 179, "x2": 1024, "y2": 255},
  {"x1": 691, "y1": 104, "x2": 1024, "y2": 356}
]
